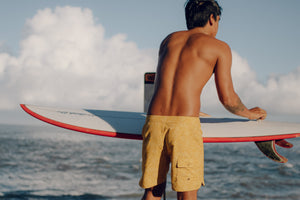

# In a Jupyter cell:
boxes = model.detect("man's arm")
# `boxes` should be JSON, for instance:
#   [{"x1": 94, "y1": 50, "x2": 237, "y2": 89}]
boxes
[{"x1": 214, "y1": 42, "x2": 266, "y2": 120}]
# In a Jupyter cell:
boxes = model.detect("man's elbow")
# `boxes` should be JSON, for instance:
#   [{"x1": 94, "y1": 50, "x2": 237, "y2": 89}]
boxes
[
  {"x1": 219, "y1": 95, "x2": 242, "y2": 112},
  {"x1": 219, "y1": 95, "x2": 234, "y2": 107}
]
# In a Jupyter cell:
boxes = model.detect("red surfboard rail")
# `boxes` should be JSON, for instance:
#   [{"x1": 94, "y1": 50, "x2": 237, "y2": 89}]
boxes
[{"x1": 20, "y1": 104, "x2": 142, "y2": 140}]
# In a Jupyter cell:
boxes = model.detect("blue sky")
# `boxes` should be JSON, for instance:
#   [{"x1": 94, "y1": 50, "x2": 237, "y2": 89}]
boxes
[
  {"x1": 1, "y1": 0, "x2": 299, "y2": 80},
  {"x1": 0, "y1": 0, "x2": 300, "y2": 124}
]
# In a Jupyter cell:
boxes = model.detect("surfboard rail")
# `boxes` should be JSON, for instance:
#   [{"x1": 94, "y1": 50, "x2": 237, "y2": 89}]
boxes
[{"x1": 20, "y1": 104, "x2": 142, "y2": 140}]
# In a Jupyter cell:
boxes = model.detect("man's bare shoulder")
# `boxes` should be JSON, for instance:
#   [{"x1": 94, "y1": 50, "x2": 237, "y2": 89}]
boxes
[
  {"x1": 213, "y1": 38, "x2": 231, "y2": 58},
  {"x1": 195, "y1": 34, "x2": 230, "y2": 49},
  {"x1": 197, "y1": 35, "x2": 231, "y2": 57},
  {"x1": 160, "y1": 31, "x2": 188, "y2": 44},
  {"x1": 159, "y1": 31, "x2": 190, "y2": 54},
  {"x1": 159, "y1": 31, "x2": 181, "y2": 47},
  {"x1": 214, "y1": 38, "x2": 231, "y2": 51}
]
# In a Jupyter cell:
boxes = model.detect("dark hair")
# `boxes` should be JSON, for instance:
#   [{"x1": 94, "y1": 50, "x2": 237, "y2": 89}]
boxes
[{"x1": 185, "y1": 0, "x2": 222, "y2": 30}]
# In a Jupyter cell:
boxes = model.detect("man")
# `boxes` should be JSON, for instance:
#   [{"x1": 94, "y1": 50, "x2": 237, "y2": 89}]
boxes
[{"x1": 139, "y1": 0, "x2": 267, "y2": 199}]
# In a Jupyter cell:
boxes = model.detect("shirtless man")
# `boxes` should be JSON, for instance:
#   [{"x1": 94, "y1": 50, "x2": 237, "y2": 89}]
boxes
[{"x1": 140, "y1": 1, "x2": 267, "y2": 199}]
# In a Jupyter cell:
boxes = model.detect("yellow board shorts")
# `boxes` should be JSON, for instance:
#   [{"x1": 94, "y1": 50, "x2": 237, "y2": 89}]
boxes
[{"x1": 139, "y1": 115, "x2": 205, "y2": 192}]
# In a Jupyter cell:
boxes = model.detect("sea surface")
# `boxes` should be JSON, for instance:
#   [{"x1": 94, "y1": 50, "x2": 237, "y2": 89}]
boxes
[{"x1": 0, "y1": 123, "x2": 300, "y2": 200}]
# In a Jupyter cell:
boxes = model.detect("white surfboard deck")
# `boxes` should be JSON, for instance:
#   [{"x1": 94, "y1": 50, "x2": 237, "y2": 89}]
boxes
[
  {"x1": 20, "y1": 104, "x2": 300, "y2": 143},
  {"x1": 21, "y1": 104, "x2": 300, "y2": 163}
]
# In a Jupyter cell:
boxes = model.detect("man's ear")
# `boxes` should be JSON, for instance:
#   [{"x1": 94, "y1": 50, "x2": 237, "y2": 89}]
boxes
[{"x1": 208, "y1": 14, "x2": 215, "y2": 26}]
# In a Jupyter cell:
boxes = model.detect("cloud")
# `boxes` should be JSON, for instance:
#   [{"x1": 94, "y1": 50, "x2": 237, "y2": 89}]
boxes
[
  {"x1": 0, "y1": 6, "x2": 156, "y2": 111},
  {"x1": 0, "y1": 6, "x2": 299, "y2": 117},
  {"x1": 202, "y1": 51, "x2": 300, "y2": 116}
]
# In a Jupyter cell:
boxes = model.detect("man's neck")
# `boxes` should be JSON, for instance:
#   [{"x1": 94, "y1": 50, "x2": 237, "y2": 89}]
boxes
[{"x1": 189, "y1": 27, "x2": 215, "y2": 37}]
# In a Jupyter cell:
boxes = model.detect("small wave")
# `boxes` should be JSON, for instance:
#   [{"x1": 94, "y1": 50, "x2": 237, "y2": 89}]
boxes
[
  {"x1": 284, "y1": 163, "x2": 294, "y2": 168},
  {"x1": 0, "y1": 191, "x2": 112, "y2": 200},
  {"x1": 0, "y1": 191, "x2": 145, "y2": 200}
]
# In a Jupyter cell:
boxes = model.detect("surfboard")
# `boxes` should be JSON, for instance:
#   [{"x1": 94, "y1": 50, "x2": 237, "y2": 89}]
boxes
[{"x1": 21, "y1": 104, "x2": 300, "y2": 163}]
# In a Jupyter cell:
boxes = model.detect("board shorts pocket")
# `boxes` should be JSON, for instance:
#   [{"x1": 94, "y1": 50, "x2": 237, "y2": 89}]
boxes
[
  {"x1": 175, "y1": 157, "x2": 197, "y2": 180},
  {"x1": 171, "y1": 156, "x2": 203, "y2": 192}
]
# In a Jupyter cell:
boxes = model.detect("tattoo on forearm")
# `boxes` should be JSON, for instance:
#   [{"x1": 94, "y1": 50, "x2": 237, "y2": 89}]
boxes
[{"x1": 225, "y1": 98, "x2": 245, "y2": 114}]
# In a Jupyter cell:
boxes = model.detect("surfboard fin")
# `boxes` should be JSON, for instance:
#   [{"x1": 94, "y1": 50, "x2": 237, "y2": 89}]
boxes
[
  {"x1": 275, "y1": 139, "x2": 293, "y2": 148},
  {"x1": 255, "y1": 140, "x2": 293, "y2": 163}
]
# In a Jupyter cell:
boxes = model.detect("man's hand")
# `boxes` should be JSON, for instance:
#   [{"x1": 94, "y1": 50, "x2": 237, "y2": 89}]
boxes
[{"x1": 248, "y1": 107, "x2": 267, "y2": 120}]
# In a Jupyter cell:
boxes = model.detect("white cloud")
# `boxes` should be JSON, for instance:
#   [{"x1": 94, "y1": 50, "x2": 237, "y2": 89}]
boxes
[
  {"x1": 202, "y1": 51, "x2": 300, "y2": 116},
  {"x1": 0, "y1": 6, "x2": 299, "y2": 117},
  {"x1": 0, "y1": 6, "x2": 156, "y2": 111}
]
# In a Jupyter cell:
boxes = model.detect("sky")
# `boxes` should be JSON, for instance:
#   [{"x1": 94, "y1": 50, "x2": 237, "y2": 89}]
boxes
[{"x1": 0, "y1": 0, "x2": 300, "y2": 124}]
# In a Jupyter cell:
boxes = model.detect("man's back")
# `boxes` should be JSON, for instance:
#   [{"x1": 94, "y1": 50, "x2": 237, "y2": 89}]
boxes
[{"x1": 148, "y1": 29, "x2": 224, "y2": 117}]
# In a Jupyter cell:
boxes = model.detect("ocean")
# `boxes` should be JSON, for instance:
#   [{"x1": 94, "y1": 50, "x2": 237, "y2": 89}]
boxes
[{"x1": 0, "y1": 123, "x2": 300, "y2": 200}]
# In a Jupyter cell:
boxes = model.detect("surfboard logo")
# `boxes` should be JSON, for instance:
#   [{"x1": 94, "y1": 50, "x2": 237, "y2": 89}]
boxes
[{"x1": 144, "y1": 72, "x2": 155, "y2": 84}]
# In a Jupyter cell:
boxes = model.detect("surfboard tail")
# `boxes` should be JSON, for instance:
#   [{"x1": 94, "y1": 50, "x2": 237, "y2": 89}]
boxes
[{"x1": 255, "y1": 139, "x2": 293, "y2": 163}]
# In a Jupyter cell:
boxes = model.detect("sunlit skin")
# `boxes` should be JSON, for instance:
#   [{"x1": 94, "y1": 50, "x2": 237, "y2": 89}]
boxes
[{"x1": 143, "y1": 14, "x2": 267, "y2": 200}]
